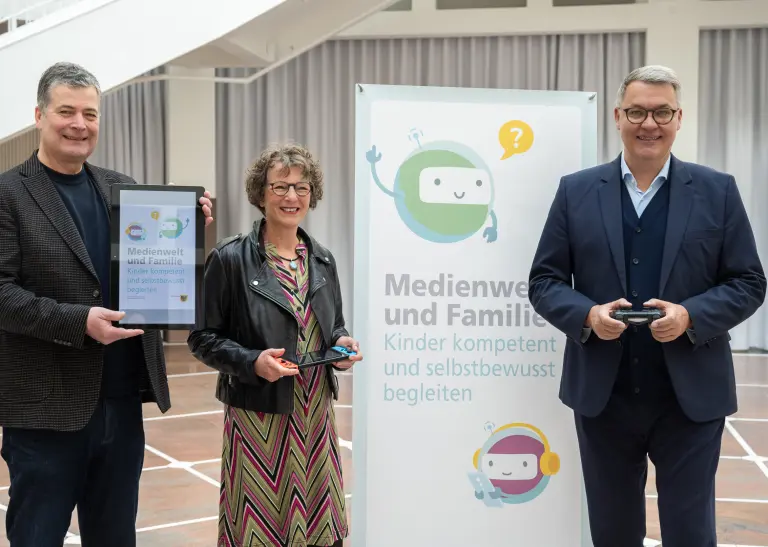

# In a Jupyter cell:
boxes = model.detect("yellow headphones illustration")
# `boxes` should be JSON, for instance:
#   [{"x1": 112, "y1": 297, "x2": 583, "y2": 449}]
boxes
[{"x1": 473, "y1": 422, "x2": 560, "y2": 476}]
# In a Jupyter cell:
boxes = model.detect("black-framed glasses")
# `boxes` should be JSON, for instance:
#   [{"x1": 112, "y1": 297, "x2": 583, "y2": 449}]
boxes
[
  {"x1": 269, "y1": 182, "x2": 311, "y2": 197},
  {"x1": 623, "y1": 107, "x2": 678, "y2": 125}
]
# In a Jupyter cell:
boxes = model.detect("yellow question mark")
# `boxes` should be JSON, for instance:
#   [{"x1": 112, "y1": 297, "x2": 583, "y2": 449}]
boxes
[{"x1": 499, "y1": 120, "x2": 534, "y2": 159}]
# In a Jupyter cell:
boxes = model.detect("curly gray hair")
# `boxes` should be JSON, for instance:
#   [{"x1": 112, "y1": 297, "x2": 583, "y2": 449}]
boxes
[{"x1": 245, "y1": 143, "x2": 324, "y2": 215}]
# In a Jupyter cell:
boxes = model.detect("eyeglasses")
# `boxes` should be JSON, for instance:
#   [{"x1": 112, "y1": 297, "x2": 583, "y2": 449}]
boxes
[
  {"x1": 622, "y1": 107, "x2": 678, "y2": 125},
  {"x1": 269, "y1": 182, "x2": 311, "y2": 197}
]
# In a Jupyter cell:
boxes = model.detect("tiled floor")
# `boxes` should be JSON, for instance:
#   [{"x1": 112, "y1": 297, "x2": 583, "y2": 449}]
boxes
[{"x1": 1, "y1": 346, "x2": 767, "y2": 546}]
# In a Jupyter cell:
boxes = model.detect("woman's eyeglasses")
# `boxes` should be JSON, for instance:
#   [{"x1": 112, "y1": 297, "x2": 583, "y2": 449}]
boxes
[{"x1": 269, "y1": 182, "x2": 311, "y2": 197}]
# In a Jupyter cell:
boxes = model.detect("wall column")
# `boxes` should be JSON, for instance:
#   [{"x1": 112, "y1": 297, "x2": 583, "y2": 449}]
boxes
[
  {"x1": 164, "y1": 65, "x2": 217, "y2": 342},
  {"x1": 645, "y1": 0, "x2": 700, "y2": 162},
  {"x1": 166, "y1": 65, "x2": 217, "y2": 196}
]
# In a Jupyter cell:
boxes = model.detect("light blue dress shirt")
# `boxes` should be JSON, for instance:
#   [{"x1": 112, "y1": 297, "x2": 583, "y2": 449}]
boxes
[{"x1": 621, "y1": 151, "x2": 670, "y2": 217}]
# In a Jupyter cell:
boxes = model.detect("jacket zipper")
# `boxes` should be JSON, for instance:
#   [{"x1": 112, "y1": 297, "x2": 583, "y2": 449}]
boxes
[{"x1": 247, "y1": 283, "x2": 300, "y2": 333}]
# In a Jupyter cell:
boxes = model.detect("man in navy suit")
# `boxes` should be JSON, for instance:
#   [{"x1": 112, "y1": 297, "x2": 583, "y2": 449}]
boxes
[{"x1": 528, "y1": 65, "x2": 766, "y2": 546}]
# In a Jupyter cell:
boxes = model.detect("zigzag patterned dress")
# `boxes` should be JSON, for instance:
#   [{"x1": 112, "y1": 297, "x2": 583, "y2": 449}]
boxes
[{"x1": 218, "y1": 239, "x2": 348, "y2": 547}]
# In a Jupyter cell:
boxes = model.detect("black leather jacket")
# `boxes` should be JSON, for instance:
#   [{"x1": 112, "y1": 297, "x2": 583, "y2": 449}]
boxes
[{"x1": 187, "y1": 219, "x2": 349, "y2": 414}]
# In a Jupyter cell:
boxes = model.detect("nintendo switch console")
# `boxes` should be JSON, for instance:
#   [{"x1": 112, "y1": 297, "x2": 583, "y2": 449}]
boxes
[{"x1": 277, "y1": 346, "x2": 356, "y2": 370}]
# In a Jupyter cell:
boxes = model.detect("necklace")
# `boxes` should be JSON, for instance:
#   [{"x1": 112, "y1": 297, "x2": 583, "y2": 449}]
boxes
[{"x1": 278, "y1": 254, "x2": 299, "y2": 270}]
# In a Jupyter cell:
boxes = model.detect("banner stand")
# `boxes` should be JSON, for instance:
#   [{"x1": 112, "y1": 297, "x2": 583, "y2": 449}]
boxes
[{"x1": 352, "y1": 83, "x2": 597, "y2": 547}]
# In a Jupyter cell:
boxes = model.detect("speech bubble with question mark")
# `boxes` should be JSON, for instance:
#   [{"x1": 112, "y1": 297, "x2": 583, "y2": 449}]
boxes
[{"x1": 498, "y1": 120, "x2": 534, "y2": 159}]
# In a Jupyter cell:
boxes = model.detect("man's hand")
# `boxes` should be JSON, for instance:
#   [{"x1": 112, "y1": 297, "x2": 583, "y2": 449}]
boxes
[
  {"x1": 333, "y1": 336, "x2": 363, "y2": 370},
  {"x1": 86, "y1": 308, "x2": 144, "y2": 345},
  {"x1": 586, "y1": 298, "x2": 631, "y2": 340},
  {"x1": 199, "y1": 190, "x2": 214, "y2": 227},
  {"x1": 645, "y1": 298, "x2": 691, "y2": 342},
  {"x1": 254, "y1": 348, "x2": 299, "y2": 382}
]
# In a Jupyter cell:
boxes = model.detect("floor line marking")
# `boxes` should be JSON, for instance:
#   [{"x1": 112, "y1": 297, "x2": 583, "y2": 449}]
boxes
[
  {"x1": 725, "y1": 421, "x2": 768, "y2": 479},
  {"x1": 144, "y1": 444, "x2": 219, "y2": 488},
  {"x1": 136, "y1": 516, "x2": 219, "y2": 533},
  {"x1": 144, "y1": 410, "x2": 224, "y2": 421},
  {"x1": 167, "y1": 371, "x2": 217, "y2": 378},
  {"x1": 142, "y1": 465, "x2": 169, "y2": 472},
  {"x1": 143, "y1": 404, "x2": 350, "y2": 422},
  {"x1": 719, "y1": 455, "x2": 768, "y2": 463},
  {"x1": 141, "y1": 458, "x2": 223, "y2": 473},
  {"x1": 191, "y1": 458, "x2": 221, "y2": 465}
]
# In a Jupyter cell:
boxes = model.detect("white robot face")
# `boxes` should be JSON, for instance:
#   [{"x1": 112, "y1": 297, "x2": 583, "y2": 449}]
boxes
[
  {"x1": 418, "y1": 166, "x2": 492, "y2": 205},
  {"x1": 480, "y1": 453, "x2": 538, "y2": 481}
]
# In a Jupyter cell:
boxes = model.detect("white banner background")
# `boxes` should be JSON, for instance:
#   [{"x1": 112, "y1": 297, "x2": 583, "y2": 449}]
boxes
[{"x1": 352, "y1": 84, "x2": 597, "y2": 547}]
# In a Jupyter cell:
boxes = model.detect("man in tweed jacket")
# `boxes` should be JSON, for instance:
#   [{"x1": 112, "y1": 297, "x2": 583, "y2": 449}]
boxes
[{"x1": 0, "y1": 62, "x2": 213, "y2": 546}]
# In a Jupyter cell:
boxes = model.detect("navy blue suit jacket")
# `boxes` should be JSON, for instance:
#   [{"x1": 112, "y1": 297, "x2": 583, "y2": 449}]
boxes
[{"x1": 528, "y1": 154, "x2": 766, "y2": 423}]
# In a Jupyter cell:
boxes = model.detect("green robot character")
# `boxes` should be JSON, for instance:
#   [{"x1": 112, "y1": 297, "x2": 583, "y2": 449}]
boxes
[
  {"x1": 159, "y1": 217, "x2": 189, "y2": 239},
  {"x1": 366, "y1": 137, "x2": 498, "y2": 243}
]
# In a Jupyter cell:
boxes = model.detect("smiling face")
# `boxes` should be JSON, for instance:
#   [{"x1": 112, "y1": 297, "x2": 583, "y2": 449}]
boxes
[
  {"x1": 481, "y1": 452, "x2": 538, "y2": 481},
  {"x1": 35, "y1": 84, "x2": 100, "y2": 172},
  {"x1": 480, "y1": 432, "x2": 546, "y2": 496},
  {"x1": 260, "y1": 163, "x2": 311, "y2": 231},
  {"x1": 418, "y1": 166, "x2": 492, "y2": 205},
  {"x1": 614, "y1": 80, "x2": 681, "y2": 165}
]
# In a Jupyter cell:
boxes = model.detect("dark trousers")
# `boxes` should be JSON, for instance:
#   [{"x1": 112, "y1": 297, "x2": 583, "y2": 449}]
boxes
[
  {"x1": 1, "y1": 395, "x2": 145, "y2": 547},
  {"x1": 574, "y1": 393, "x2": 724, "y2": 547}
]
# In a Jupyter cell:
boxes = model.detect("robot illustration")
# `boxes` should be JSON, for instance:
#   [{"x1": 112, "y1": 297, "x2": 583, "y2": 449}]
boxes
[
  {"x1": 125, "y1": 222, "x2": 146, "y2": 242},
  {"x1": 468, "y1": 422, "x2": 560, "y2": 507},
  {"x1": 158, "y1": 217, "x2": 189, "y2": 239},
  {"x1": 365, "y1": 133, "x2": 498, "y2": 244}
]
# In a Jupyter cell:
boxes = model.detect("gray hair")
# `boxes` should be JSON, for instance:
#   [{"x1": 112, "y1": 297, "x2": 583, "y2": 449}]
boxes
[
  {"x1": 37, "y1": 62, "x2": 101, "y2": 113},
  {"x1": 615, "y1": 65, "x2": 681, "y2": 108},
  {"x1": 245, "y1": 142, "x2": 325, "y2": 215}
]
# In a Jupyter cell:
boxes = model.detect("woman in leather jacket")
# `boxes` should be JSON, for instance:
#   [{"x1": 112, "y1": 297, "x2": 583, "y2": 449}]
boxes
[{"x1": 187, "y1": 143, "x2": 362, "y2": 547}]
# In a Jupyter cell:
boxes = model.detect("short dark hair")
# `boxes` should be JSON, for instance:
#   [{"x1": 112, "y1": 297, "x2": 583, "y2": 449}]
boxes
[
  {"x1": 245, "y1": 143, "x2": 324, "y2": 215},
  {"x1": 37, "y1": 62, "x2": 101, "y2": 112}
]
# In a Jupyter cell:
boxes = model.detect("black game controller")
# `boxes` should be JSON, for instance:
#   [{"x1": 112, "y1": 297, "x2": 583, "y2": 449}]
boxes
[{"x1": 610, "y1": 307, "x2": 665, "y2": 325}]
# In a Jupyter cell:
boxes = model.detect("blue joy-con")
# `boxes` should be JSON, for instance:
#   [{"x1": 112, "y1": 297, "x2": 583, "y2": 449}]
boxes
[{"x1": 332, "y1": 345, "x2": 356, "y2": 356}]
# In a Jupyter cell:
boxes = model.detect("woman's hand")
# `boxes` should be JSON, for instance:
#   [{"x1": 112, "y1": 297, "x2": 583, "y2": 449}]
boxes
[
  {"x1": 254, "y1": 348, "x2": 299, "y2": 382},
  {"x1": 333, "y1": 336, "x2": 363, "y2": 370}
]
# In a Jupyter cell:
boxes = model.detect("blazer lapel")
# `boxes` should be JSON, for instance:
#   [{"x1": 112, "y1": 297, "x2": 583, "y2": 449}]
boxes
[
  {"x1": 20, "y1": 153, "x2": 98, "y2": 280},
  {"x1": 85, "y1": 162, "x2": 112, "y2": 210},
  {"x1": 598, "y1": 156, "x2": 627, "y2": 293},
  {"x1": 659, "y1": 155, "x2": 693, "y2": 297}
]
